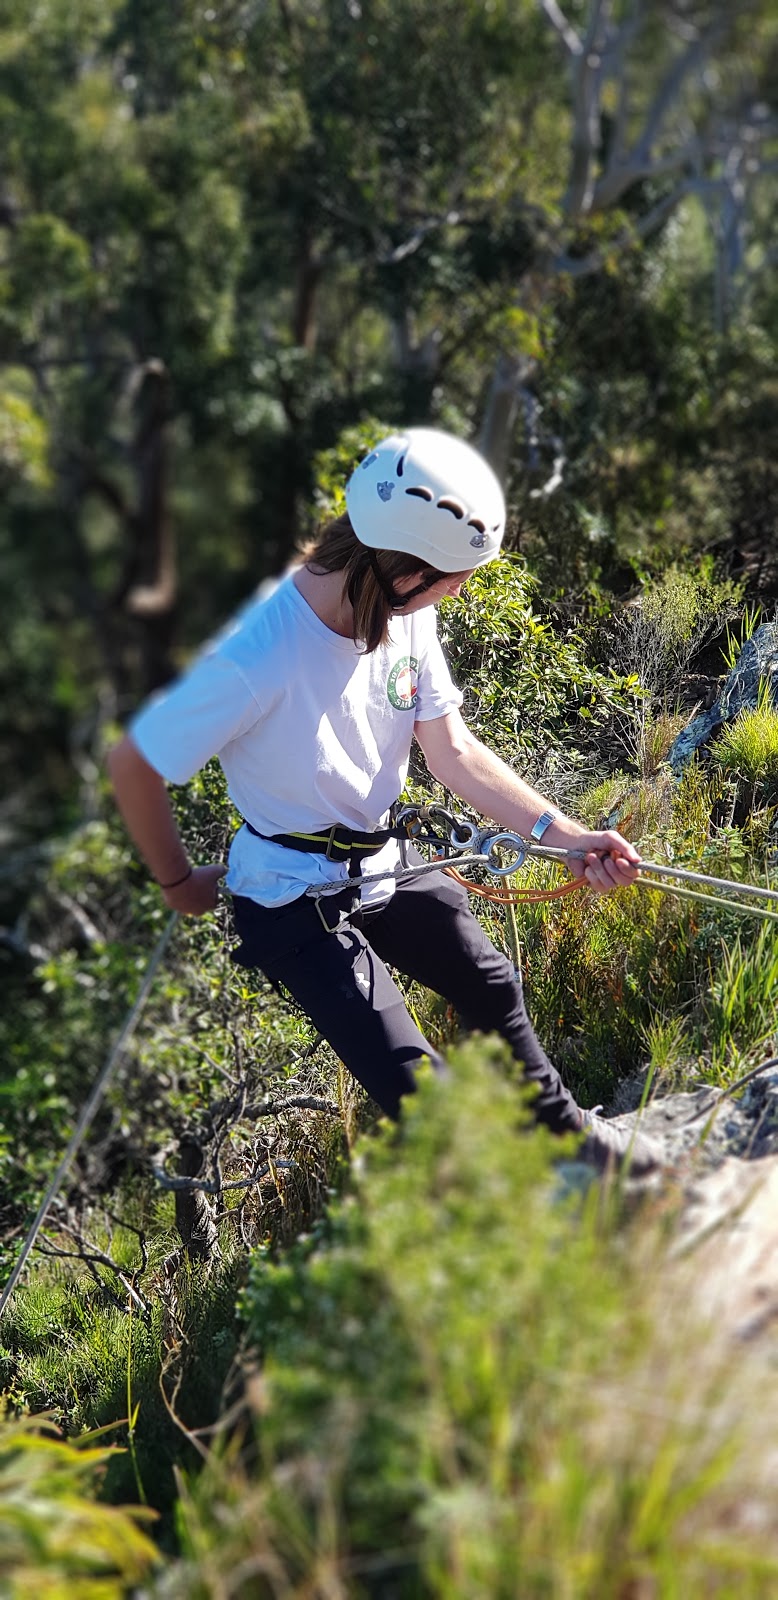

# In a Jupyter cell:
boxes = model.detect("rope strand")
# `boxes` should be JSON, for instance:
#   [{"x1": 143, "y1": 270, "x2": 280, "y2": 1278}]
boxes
[{"x1": 307, "y1": 817, "x2": 778, "y2": 921}]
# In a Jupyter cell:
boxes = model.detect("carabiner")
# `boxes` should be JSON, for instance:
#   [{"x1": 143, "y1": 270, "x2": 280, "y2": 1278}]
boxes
[
  {"x1": 447, "y1": 818, "x2": 480, "y2": 853},
  {"x1": 481, "y1": 831, "x2": 527, "y2": 878}
]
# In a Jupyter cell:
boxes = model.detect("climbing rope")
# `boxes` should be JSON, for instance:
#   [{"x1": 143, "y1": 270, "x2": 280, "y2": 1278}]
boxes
[{"x1": 309, "y1": 804, "x2": 778, "y2": 924}]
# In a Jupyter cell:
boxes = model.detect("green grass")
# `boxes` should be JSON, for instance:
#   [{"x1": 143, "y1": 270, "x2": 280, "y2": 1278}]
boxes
[
  {"x1": 714, "y1": 683, "x2": 778, "y2": 788},
  {"x1": 703, "y1": 921, "x2": 778, "y2": 1074},
  {"x1": 0, "y1": 1413, "x2": 158, "y2": 1594},
  {"x1": 6, "y1": 579, "x2": 778, "y2": 1591}
]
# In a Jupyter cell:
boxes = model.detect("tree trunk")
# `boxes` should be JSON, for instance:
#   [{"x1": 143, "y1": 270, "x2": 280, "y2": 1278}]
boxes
[
  {"x1": 173, "y1": 1135, "x2": 221, "y2": 1263},
  {"x1": 125, "y1": 361, "x2": 177, "y2": 692},
  {"x1": 478, "y1": 351, "x2": 534, "y2": 483}
]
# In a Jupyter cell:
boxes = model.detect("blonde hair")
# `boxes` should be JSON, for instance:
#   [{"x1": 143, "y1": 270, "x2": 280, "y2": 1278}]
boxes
[{"x1": 298, "y1": 513, "x2": 442, "y2": 652}]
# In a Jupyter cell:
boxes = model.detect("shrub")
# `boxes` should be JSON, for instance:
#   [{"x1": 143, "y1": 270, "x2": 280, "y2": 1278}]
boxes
[
  {"x1": 604, "y1": 562, "x2": 742, "y2": 777},
  {"x1": 436, "y1": 555, "x2": 636, "y2": 787},
  {"x1": 159, "y1": 1042, "x2": 778, "y2": 1598},
  {"x1": 713, "y1": 683, "x2": 778, "y2": 791},
  {"x1": 0, "y1": 1413, "x2": 157, "y2": 1594}
]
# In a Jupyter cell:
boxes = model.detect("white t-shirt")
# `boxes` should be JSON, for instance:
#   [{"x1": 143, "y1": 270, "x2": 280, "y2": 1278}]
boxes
[{"x1": 130, "y1": 572, "x2": 463, "y2": 907}]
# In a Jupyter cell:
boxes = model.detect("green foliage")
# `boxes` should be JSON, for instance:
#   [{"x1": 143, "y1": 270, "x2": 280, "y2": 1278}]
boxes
[
  {"x1": 1, "y1": 0, "x2": 776, "y2": 842},
  {"x1": 310, "y1": 418, "x2": 394, "y2": 525},
  {"x1": 713, "y1": 683, "x2": 778, "y2": 789},
  {"x1": 472, "y1": 751, "x2": 778, "y2": 1103},
  {"x1": 640, "y1": 1011, "x2": 694, "y2": 1091},
  {"x1": 703, "y1": 922, "x2": 778, "y2": 1075},
  {"x1": 0, "y1": 762, "x2": 343, "y2": 1289},
  {"x1": 598, "y1": 562, "x2": 743, "y2": 778},
  {"x1": 437, "y1": 555, "x2": 635, "y2": 766},
  {"x1": 0, "y1": 1231, "x2": 245, "y2": 1517},
  {"x1": 162, "y1": 1043, "x2": 778, "y2": 1597},
  {"x1": 631, "y1": 562, "x2": 741, "y2": 704},
  {"x1": 0, "y1": 386, "x2": 51, "y2": 490},
  {"x1": 721, "y1": 604, "x2": 762, "y2": 673},
  {"x1": 2, "y1": 7, "x2": 778, "y2": 1581},
  {"x1": 0, "y1": 1412, "x2": 157, "y2": 1594},
  {"x1": 640, "y1": 563, "x2": 740, "y2": 662},
  {"x1": 517, "y1": 860, "x2": 705, "y2": 1105}
]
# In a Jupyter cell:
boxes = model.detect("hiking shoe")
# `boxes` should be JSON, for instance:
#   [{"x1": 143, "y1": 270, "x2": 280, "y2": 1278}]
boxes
[{"x1": 578, "y1": 1106, "x2": 663, "y2": 1177}]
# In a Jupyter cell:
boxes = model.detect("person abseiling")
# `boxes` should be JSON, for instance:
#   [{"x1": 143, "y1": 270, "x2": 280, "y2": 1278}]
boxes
[{"x1": 107, "y1": 428, "x2": 660, "y2": 1174}]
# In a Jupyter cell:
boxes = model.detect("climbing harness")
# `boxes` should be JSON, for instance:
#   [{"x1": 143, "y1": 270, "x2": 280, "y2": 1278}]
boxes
[
  {"x1": 304, "y1": 802, "x2": 778, "y2": 926},
  {"x1": 243, "y1": 806, "x2": 470, "y2": 858}
]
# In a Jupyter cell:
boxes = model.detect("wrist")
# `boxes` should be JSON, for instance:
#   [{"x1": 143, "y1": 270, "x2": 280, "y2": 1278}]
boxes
[
  {"x1": 529, "y1": 809, "x2": 556, "y2": 843},
  {"x1": 537, "y1": 814, "x2": 586, "y2": 849},
  {"x1": 157, "y1": 865, "x2": 192, "y2": 890}
]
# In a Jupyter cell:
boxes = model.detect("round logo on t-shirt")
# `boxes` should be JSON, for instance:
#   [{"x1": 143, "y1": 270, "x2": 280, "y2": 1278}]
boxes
[{"x1": 387, "y1": 655, "x2": 419, "y2": 710}]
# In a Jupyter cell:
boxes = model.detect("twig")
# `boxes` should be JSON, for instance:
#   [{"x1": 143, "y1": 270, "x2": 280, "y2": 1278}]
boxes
[
  {"x1": 240, "y1": 1095, "x2": 341, "y2": 1120},
  {"x1": 680, "y1": 1056, "x2": 778, "y2": 1128},
  {"x1": 151, "y1": 1158, "x2": 299, "y2": 1194},
  {"x1": 35, "y1": 1236, "x2": 150, "y2": 1317}
]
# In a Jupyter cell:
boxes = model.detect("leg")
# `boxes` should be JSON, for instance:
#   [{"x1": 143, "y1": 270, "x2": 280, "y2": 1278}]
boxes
[
  {"x1": 367, "y1": 868, "x2": 581, "y2": 1133},
  {"x1": 231, "y1": 892, "x2": 444, "y2": 1119}
]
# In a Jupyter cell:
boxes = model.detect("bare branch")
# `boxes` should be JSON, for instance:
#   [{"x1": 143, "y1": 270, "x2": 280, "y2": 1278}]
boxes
[
  {"x1": 376, "y1": 210, "x2": 463, "y2": 267},
  {"x1": 51, "y1": 891, "x2": 102, "y2": 947},
  {"x1": 562, "y1": 1, "x2": 614, "y2": 217},
  {"x1": 633, "y1": 15, "x2": 729, "y2": 166},
  {"x1": 605, "y1": 0, "x2": 644, "y2": 164},
  {"x1": 553, "y1": 177, "x2": 723, "y2": 277},
  {"x1": 538, "y1": 0, "x2": 583, "y2": 56},
  {"x1": 151, "y1": 1157, "x2": 299, "y2": 1194},
  {"x1": 591, "y1": 139, "x2": 706, "y2": 211},
  {"x1": 36, "y1": 1229, "x2": 150, "y2": 1317},
  {"x1": 240, "y1": 1094, "x2": 340, "y2": 1120}
]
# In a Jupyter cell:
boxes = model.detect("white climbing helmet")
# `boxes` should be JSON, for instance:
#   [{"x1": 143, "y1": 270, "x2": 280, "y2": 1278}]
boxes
[{"x1": 345, "y1": 428, "x2": 505, "y2": 572}]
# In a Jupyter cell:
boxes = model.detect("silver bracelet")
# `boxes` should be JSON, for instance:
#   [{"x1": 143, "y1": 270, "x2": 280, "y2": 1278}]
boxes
[{"x1": 529, "y1": 811, "x2": 556, "y2": 843}]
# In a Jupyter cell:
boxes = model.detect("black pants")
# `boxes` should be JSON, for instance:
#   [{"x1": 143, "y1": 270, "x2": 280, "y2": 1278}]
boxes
[{"x1": 231, "y1": 867, "x2": 581, "y2": 1134}]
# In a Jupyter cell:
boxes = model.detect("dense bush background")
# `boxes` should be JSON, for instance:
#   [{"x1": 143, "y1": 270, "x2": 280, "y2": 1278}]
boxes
[{"x1": 2, "y1": 2, "x2": 778, "y2": 1592}]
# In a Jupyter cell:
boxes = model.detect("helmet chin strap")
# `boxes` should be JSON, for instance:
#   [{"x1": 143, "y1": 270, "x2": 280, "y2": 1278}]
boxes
[{"x1": 365, "y1": 549, "x2": 440, "y2": 609}]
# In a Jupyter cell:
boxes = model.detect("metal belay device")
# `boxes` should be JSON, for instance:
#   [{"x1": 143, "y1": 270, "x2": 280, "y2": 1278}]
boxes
[{"x1": 309, "y1": 801, "x2": 778, "y2": 924}]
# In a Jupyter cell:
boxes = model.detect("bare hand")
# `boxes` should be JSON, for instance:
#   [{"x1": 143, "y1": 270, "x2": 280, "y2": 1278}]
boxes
[
  {"x1": 162, "y1": 862, "x2": 226, "y2": 916},
  {"x1": 566, "y1": 829, "x2": 641, "y2": 895}
]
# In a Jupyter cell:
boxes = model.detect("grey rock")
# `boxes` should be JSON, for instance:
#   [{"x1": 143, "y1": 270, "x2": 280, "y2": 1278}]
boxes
[{"x1": 666, "y1": 620, "x2": 778, "y2": 772}]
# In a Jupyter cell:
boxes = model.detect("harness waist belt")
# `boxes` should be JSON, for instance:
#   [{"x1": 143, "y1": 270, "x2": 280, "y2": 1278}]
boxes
[{"x1": 243, "y1": 819, "x2": 397, "y2": 861}]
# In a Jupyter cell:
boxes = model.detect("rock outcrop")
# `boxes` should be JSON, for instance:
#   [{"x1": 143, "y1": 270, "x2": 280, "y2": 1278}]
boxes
[
  {"x1": 575, "y1": 1064, "x2": 778, "y2": 1358},
  {"x1": 666, "y1": 619, "x2": 778, "y2": 771}
]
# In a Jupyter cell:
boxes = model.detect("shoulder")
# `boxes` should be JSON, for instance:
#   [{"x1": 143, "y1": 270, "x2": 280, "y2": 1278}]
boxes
[{"x1": 216, "y1": 574, "x2": 296, "y2": 674}]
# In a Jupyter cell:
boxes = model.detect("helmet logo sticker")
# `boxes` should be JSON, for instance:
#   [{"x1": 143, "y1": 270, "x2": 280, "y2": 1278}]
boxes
[
  {"x1": 377, "y1": 481, "x2": 395, "y2": 501},
  {"x1": 387, "y1": 655, "x2": 418, "y2": 710},
  {"x1": 469, "y1": 530, "x2": 489, "y2": 548}
]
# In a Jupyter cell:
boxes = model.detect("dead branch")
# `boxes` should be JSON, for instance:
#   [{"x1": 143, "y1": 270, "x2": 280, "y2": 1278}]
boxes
[
  {"x1": 35, "y1": 1221, "x2": 150, "y2": 1318},
  {"x1": 152, "y1": 1157, "x2": 299, "y2": 1194},
  {"x1": 538, "y1": 0, "x2": 584, "y2": 56}
]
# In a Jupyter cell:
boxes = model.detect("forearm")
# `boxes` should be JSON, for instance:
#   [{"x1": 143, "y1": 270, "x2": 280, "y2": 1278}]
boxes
[
  {"x1": 106, "y1": 735, "x2": 190, "y2": 886},
  {"x1": 420, "y1": 724, "x2": 586, "y2": 848}
]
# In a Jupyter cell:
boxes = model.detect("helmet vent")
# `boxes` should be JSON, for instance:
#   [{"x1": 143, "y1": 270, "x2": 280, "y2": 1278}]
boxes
[
  {"x1": 405, "y1": 485, "x2": 433, "y2": 501},
  {"x1": 467, "y1": 518, "x2": 486, "y2": 534},
  {"x1": 437, "y1": 497, "x2": 465, "y2": 519},
  {"x1": 396, "y1": 454, "x2": 406, "y2": 477}
]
